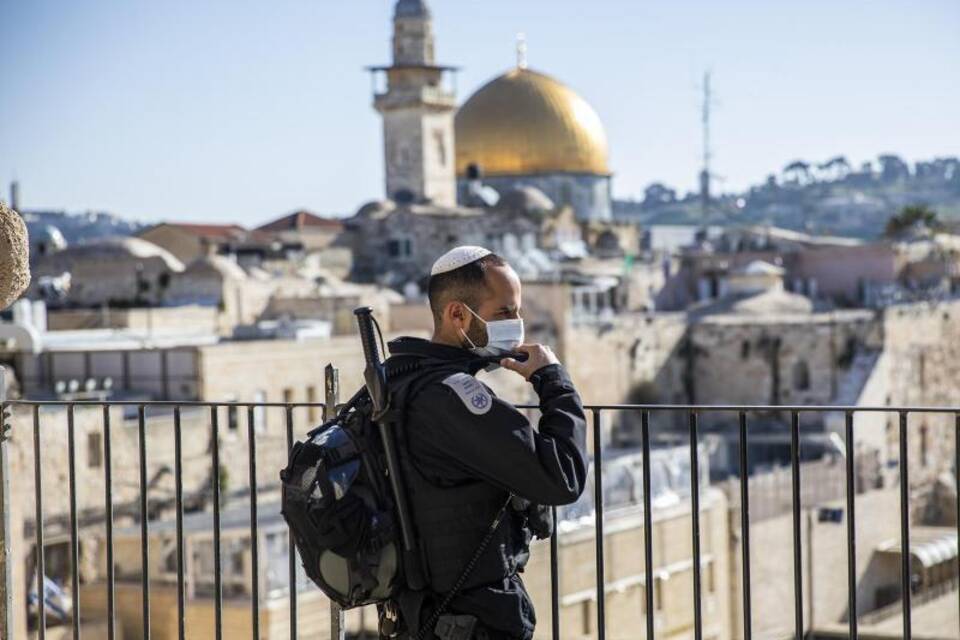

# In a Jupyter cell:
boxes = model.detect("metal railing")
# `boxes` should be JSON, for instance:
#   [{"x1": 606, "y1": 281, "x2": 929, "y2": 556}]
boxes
[{"x1": 2, "y1": 364, "x2": 959, "y2": 640}]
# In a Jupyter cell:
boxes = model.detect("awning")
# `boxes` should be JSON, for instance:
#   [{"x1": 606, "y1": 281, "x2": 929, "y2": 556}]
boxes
[{"x1": 876, "y1": 529, "x2": 958, "y2": 568}]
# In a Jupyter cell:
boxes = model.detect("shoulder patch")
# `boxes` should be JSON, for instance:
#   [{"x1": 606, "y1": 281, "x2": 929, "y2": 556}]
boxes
[{"x1": 441, "y1": 372, "x2": 493, "y2": 415}]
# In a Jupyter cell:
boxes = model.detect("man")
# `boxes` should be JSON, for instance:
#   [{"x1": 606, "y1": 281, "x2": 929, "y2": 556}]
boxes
[{"x1": 383, "y1": 246, "x2": 587, "y2": 639}]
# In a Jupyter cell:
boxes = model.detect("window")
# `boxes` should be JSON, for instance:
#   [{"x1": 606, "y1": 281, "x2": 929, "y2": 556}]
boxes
[
  {"x1": 387, "y1": 237, "x2": 413, "y2": 259},
  {"x1": 282, "y1": 388, "x2": 294, "y2": 404},
  {"x1": 920, "y1": 424, "x2": 929, "y2": 466},
  {"x1": 654, "y1": 576, "x2": 663, "y2": 611},
  {"x1": 741, "y1": 341, "x2": 751, "y2": 360},
  {"x1": 434, "y1": 130, "x2": 446, "y2": 166},
  {"x1": 307, "y1": 386, "x2": 318, "y2": 423},
  {"x1": 918, "y1": 351, "x2": 926, "y2": 390},
  {"x1": 793, "y1": 360, "x2": 810, "y2": 391},
  {"x1": 87, "y1": 432, "x2": 102, "y2": 469}
]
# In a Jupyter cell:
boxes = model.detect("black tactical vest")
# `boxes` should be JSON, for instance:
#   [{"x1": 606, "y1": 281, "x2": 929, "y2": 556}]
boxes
[{"x1": 389, "y1": 357, "x2": 532, "y2": 594}]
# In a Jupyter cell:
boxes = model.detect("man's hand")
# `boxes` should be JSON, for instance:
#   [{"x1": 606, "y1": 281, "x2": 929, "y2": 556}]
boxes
[{"x1": 500, "y1": 344, "x2": 560, "y2": 380}]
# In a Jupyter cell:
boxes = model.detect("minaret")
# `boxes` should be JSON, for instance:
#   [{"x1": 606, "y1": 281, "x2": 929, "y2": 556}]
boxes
[
  {"x1": 10, "y1": 181, "x2": 20, "y2": 211},
  {"x1": 370, "y1": 0, "x2": 457, "y2": 207}
]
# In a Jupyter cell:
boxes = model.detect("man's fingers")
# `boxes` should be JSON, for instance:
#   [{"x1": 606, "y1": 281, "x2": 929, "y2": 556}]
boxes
[
  {"x1": 500, "y1": 357, "x2": 532, "y2": 378},
  {"x1": 500, "y1": 357, "x2": 520, "y2": 372}
]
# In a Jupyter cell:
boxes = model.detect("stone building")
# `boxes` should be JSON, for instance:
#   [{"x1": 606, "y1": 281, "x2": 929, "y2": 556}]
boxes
[
  {"x1": 28, "y1": 236, "x2": 185, "y2": 308},
  {"x1": 253, "y1": 210, "x2": 343, "y2": 252},
  {"x1": 137, "y1": 222, "x2": 248, "y2": 265},
  {"x1": 340, "y1": 198, "x2": 551, "y2": 287},
  {"x1": 165, "y1": 243, "x2": 278, "y2": 331},
  {"x1": 658, "y1": 225, "x2": 960, "y2": 311}
]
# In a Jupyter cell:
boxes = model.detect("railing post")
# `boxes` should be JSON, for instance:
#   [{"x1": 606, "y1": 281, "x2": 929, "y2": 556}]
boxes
[
  {"x1": 324, "y1": 364, "x2": 345, "y2": 640},
  {"x1": 0, "y1": 366, "x2": 12, "y2": 640}
]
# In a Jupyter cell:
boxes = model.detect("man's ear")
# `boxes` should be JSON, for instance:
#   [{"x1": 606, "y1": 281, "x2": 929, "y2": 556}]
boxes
[{"x1": 446, "y1": 301, "x2": 469, "y2": 332}]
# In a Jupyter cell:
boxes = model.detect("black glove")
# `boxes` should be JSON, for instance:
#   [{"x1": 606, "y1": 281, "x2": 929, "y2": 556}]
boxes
[{"x1": 511, "y1": 496, "x2": 554, "y2": 540}]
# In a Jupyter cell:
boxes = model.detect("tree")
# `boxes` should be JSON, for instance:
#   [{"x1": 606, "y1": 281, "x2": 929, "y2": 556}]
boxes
[
  {"x1": 884, "y1": 204, "x2": 941, "y2": 237},
  {"x1": 782, "y1": 160, "x2": 812, "y2": 185},
  {"x1": 642, "y1": 182, "x2": 677, "y2": 208},
  {"x1": 818, "y1": 155, "x2": 851, "y2": 181},
  {"x1": 878, "y1": 154, "x2": 910, "y2": 183}
]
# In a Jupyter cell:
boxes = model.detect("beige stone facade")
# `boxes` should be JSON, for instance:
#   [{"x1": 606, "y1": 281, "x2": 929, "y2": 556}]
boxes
[{"x1": 136, "y1": 223, "x2": 247, "y2": 266}]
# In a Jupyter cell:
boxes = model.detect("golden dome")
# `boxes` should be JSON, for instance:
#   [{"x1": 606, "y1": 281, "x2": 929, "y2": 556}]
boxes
[{"x1": 455, "y1": 67, "x2": 610, "y2": 178}]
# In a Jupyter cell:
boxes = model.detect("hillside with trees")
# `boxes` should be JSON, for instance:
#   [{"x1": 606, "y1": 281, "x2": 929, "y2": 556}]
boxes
[{"x1": 615, "y1": 155, "x2": 960, "y2": 238}]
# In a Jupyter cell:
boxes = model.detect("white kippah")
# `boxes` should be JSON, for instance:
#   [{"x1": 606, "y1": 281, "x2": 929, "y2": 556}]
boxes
[{"x1": 430, "y1": 245, "x2": 493, "y2": 276}]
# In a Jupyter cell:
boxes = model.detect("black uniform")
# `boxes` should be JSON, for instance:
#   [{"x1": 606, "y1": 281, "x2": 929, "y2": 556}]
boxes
[{"x1": 385, "y1": 337, "x2": 588, "y2": 639}]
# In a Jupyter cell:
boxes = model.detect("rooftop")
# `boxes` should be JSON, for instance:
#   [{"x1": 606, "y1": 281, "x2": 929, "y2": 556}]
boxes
[{"x1": 255, "y1": 210, "x2": 344, "y2": 232}]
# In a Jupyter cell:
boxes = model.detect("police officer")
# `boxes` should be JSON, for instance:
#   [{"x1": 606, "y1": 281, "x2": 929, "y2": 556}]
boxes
[{"x1": 383, "y1": 246, "x2": 588, "y2": 639}]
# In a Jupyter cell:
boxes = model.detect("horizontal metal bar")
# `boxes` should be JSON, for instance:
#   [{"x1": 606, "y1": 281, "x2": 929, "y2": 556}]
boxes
[
  {"x1": 6, "y1": 399, "x2": 960, "y2": 413},
  {"x1": 5, "y1": 399, "x2": 328, "y2": 408},
  {"x1": 525, "y1": 403, "x2": 960, "y2": 413}
]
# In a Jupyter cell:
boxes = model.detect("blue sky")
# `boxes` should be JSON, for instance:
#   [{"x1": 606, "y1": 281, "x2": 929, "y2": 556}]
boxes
[{"x1": 1, "y1": 0, "x2": 957, "y2": 226}]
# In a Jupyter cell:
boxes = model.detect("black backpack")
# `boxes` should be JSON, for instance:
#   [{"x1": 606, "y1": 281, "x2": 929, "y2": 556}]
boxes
[
  {"x1": 280, "y1": 358, "x2": 465, "y2": 608},
  {"x1": 280, "y1": 384, "x2": 398, "y2": 608},
  {"x1": 280, "y1": 356, "x2": 517, "y2": 640}
]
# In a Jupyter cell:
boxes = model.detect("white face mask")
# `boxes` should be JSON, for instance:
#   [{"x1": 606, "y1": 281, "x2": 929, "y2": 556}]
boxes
[{"x1": 459, "y1": 303, "x2": 524, "y2": 359}]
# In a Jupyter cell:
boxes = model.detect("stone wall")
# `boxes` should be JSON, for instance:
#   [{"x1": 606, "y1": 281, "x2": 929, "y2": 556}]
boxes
[
  {"x1": 875, "y1": 300, "x2": 960, "y2": 487},
  {"x1": 46, "y1": 306, "x2": 220, "y2": 333},
  {"x1": 685, "y1": 311, "x2": 880, "y2": 409},
  {"x1": 727, "y1": 485, "x2": 906, "y2": 638},
  {"x1": 562, "y1": 314, "x2": 687, "y2": 409}
]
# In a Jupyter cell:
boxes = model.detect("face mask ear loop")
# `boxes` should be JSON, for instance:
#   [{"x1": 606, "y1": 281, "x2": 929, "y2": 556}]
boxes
[
  {"x1": 459, "y1": 327, "x2": 478, "y2": 350},
  {"x1": 459, "y1": 303, "x2": 487, "y2": 349}
]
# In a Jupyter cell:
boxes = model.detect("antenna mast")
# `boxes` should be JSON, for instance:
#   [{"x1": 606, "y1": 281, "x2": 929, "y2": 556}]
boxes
[{"x1": 699, "y1": 71, "x2": 713, "y2": 220}]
